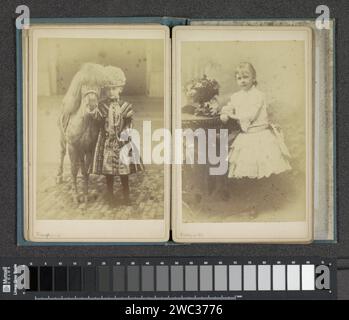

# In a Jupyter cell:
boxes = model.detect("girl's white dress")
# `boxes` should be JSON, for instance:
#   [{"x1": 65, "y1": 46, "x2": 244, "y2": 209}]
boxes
[{"x1": 221, "y1": 86, "x2": 291, "y2": 179}]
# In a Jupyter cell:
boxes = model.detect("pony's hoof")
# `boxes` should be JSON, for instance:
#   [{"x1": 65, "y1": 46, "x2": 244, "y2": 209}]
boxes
[
  {"x1": 72, "y1": 194, "x2": 79, "y2": 204},
  {"x1": 77, "y1": 193, "x2": 85, "y2": 203},
  {"x1": 72, "y1": 193, "x2": 84, "y2": 204},
  {"x1": 248, "y1": 208, "x2": 258, "y2": 220},
  {"x1": 79, "y1": 202, "x2": 87, "y2": 211},
  {"x1": 56, "y1": 176, "x2": 63, "y2": 184},
  {"x1": 90, "y1": 191, "x2": 98, "y2": 201},
  {"x1": 83, "y1": 195, "x2": 89, "y2": 204}
]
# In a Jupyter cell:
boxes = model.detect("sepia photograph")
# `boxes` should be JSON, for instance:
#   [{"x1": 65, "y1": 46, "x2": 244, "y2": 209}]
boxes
[
  {"x1": 172, "y1": 26, "x2": 313, "y2": 243},
  {"x1": 23, "y1": 25, "x2": 170, "y2": 241}
]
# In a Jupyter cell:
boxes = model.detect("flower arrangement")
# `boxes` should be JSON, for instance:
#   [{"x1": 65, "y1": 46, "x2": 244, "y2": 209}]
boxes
[{"x1": 184, "y1": 74, "x2": 220, "y2": 116}]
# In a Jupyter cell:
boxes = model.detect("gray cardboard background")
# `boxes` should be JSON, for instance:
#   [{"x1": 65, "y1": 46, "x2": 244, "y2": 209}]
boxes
[{"x1": 0, "y1": 0, "x2": 348, "y2": 259}]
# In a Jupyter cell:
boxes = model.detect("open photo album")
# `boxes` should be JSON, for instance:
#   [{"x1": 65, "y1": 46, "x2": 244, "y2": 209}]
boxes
[{"x1": 18, "y1": 20, "x2": 335, "y2": 243}]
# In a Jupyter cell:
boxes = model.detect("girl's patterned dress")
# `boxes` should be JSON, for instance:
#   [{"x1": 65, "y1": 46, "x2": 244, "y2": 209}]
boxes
[{"x1": 92, "y1": 98, "x2": 144, "y2": 176}]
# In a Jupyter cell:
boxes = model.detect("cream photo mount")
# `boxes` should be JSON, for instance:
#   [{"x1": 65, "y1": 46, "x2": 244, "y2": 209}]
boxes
[
  {"x1": 22, "y1": 24, "x2": 171, "y2": 242},
  {"x1": 172, "y1": 25, "x2": 314, "y2": 243}
]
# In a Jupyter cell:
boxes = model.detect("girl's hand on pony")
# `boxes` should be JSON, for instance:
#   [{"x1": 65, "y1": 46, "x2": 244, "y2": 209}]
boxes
[{"x1": 125, "y1": 110, "x2": 134, "y2": 118}]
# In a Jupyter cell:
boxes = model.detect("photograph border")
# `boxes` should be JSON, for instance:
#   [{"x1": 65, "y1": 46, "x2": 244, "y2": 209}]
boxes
[
  {"x1": 18, "y1": 20, "x2": 171, "y2": 244},
  {"x1": 187, "y1": 19, "x2": 336, "y2": 243},
  {"x1": 172, "y1": 25, "x2": 314, "y2": 243}
]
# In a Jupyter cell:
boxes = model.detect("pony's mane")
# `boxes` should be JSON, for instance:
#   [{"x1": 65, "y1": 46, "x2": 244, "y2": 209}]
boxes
[{"x1": 62, "y1": 63, "x2": 107, "y2": 115}]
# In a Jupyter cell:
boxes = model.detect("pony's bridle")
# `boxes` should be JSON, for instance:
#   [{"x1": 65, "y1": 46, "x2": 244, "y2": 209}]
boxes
[{"x1": 82, "y1": 90, "x2": 101, "y2": 117}]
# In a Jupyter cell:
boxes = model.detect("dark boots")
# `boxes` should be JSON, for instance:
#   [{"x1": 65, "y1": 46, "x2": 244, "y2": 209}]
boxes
[
  {"x1": 105, "y1": 175, "x2": 114, "y2": 204},
  {"x1": 121, "y1": 175, "x2": 131, "y2": 205},
  {"x1": 105, "y1": 175, "x2": 131, "y2": 205}
]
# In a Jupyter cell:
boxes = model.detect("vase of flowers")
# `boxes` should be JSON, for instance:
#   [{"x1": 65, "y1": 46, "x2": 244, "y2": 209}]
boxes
[{"x1": 183, "y1": 74, "x2": 220, "y2": 117}]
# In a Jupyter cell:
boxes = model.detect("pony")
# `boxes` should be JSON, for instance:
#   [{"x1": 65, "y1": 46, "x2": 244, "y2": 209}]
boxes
[{"x1": 56, "y1": 63, "x2": 107, "y2": 205}]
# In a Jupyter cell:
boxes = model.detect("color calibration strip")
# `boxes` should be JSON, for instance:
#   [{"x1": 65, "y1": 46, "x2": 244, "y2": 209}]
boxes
[{"x1": 0, "y1": 258, "x2": 335, "y2": 299}]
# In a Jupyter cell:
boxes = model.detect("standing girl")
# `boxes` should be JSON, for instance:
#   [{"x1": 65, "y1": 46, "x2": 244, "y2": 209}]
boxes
[
  {"x1": 92, "y1": 66, "x2": 144, "y2": 205},
  {"x1": 220, "y1": 62, "x2": 291, "y2": 213}
]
